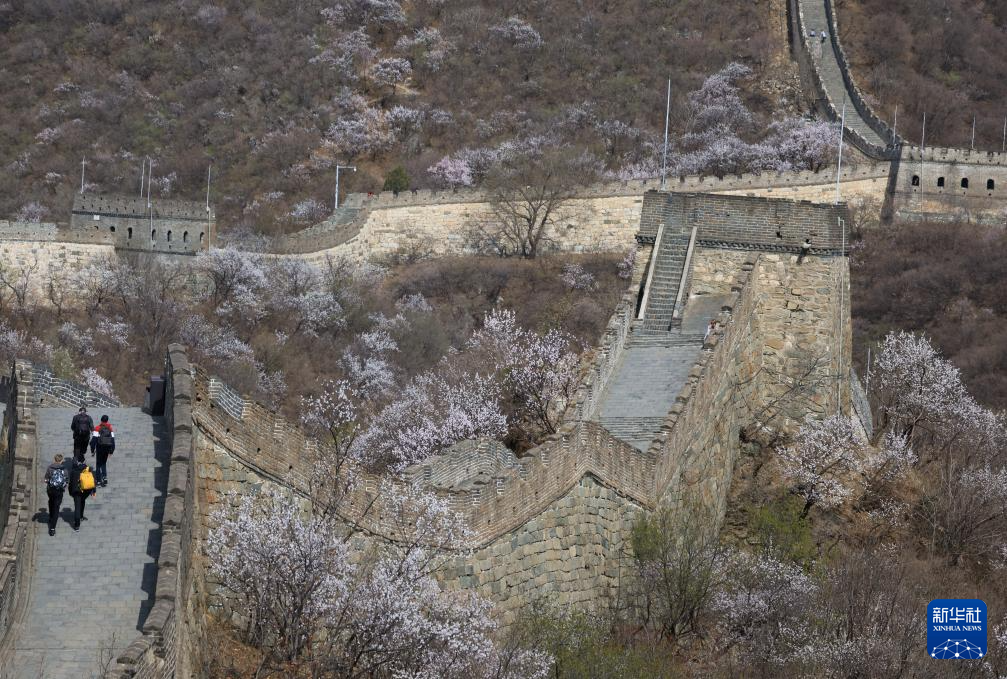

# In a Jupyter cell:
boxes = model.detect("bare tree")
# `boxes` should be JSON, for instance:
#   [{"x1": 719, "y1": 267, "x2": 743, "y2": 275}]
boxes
[
  {"x1": 473, "y1": 149, "x2": 593, "y2": 259},
  {"x1": 847, "y1": 194, "x2": 883, "y2": 238},
  {"x1": 94, "y1": 633, "x2": 119, "y2": 678},
  {"x1": 0, "y1": 254, "x2": 40, "y2": 330},
  {"x1": 46, "y1": 264, "x2": 74, "y2": 321}
]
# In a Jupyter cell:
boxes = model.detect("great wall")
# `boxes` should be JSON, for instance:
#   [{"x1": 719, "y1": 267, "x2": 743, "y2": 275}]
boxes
[{"x1": 0, "y1": 1, "x2": 995, "y2": 676}]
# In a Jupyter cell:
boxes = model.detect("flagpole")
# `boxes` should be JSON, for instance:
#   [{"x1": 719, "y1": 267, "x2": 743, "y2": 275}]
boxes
[
  {"x1": 835, "y1": 101, "x2": 846, "y2": 204},
  {"x1": 660, "y1": 78, "x2": 671, "y2": 191},
  {"x1": 920, "y1": 113, "x2": 926, "y2": 209}
]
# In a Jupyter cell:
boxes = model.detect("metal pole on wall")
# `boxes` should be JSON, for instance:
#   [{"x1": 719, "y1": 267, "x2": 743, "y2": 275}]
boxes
[
  {"x1": 971, "y1": 115, "x2": 976, "y2": 151},
  {"x1": 1002, "y1": 116, "x2": 1005, "y2": 153},
  {"x1": 206, "y1": 164, "x2": 212, "y2": 213},
  {"x1": 920, "y1": 113, "x2": 926, "y2": 209},
  {"x1": 139, "y1": 158, "x2": 145, "y2": 198},
  {"x1": 335, "y1": 164, "x2": 357, "y2": 210},
  {"x1": 80, "y1": 157, "x2": 85, "y2": 194},
  {"x1": 893, "y1": 104, "x2": 898, "y2": 140},
  {"x1": 660, "y1": 78, "x2": 671, "y2": 191},
  {"x1": 835, "y1": 101, "x2": 846, "y2": 204},
  {"x1": 837, "y1": 214, "x2": 846, "y2": 415},
  {"x1": 146, "y1": 158, "x2": 152, "y2": 209},
  {"x1": 866, "y1": 346, "x2": 871, "y2": 394}
]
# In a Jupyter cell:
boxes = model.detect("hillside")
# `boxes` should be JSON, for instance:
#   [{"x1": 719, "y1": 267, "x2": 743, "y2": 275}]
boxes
[
  {"x1": 852, "y1": 220, "x2": 1007, "y2": 410},
  {"x1": 840, "y1": 0, "x2": 1007, "y2": 150},
  {"x1": 0, "y1": 0, "x2": 797, "y2": 234}
]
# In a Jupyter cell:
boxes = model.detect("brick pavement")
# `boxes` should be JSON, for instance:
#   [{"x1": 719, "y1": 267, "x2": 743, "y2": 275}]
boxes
[
  {"x1": 597, "y1": 294, "x2": 732, "y2": 451},
  {"x1": 8, "y1": 407, "x2": 168, "y2": 679}
]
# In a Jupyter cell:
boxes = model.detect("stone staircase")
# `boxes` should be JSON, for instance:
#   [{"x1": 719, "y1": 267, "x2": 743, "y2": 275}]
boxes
[
  {"x1": 640, "y1": 232, "x2": 691, "y2": 334},
  {"x1": 626, "y1": 330, "x2": 705, "y2": 348},
  {"x1": 798, "y1": 0, "x2": 887, "y2": 147}
]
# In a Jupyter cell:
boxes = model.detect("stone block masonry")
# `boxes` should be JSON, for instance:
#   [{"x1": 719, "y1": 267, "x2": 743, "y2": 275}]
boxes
[
  {"x1": 71, "y1": 193, "x2": 215, "y2": 255},
  {"x1": 267, "y1": 165, "x2": 888, "y2": 263},
  {"x1": 30, "y1": 364, "x2": 120, "y2": 409},
  {"x1": 892, "y1": 144, "x2": 1007, "y2": 224},
  {"x1": 186, "y1": 249, "x2": 851, "y2": 622},
  {"x1": 0, "y1": 363, "x2": 37, "y2": 668},
  {"x1": 639, "y1": 191, "x2": 852, "y2": 254}
]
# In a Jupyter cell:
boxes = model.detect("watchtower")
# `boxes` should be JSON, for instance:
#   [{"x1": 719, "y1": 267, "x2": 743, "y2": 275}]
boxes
[{"x1": 70, "y1": 193, "x2": 215, "y2": 254}]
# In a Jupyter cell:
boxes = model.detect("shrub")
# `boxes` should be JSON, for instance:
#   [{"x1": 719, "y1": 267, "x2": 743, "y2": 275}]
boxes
[
  {"x1": 382, "y1": 165, "x2": 411, "y2": 192},
  {"x1": 748, "y1": 494, "x2": 816, "y2": 566}
]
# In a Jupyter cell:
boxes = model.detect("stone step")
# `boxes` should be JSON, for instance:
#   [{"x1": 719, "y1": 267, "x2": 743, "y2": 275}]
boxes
[{"x1": 627, "y1": 333, "x2": 704, "y2": 347}]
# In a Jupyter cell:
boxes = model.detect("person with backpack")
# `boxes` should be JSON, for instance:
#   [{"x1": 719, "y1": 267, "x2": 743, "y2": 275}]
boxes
[
  {"x1": 70, "y1": 406, "x2": 94, "y2": 461},
  {"x1": 68, "y1": 457, "x2": 96, "y2": 531},
  {"x1": 44, "y1": 454, "x2": 68, "y2": 537},
  {"x1": 90, "y1": 414, "x2": 116, "y2": 487}
]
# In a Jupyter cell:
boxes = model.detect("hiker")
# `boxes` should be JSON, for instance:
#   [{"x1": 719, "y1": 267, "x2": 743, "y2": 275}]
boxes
[
  {"x1": 68, "y1": 457, "x2": 97, "y2": 531},
  {"x1": 44, "y1": 454, "x2": 68, "y2": 537},
  {"x1": 70, "y1": 406, "x2": 94, "y2": 461},
  {"x1": 704, "y1": 319, "x2": 717, "y2": 342},
  {"x1": 820, "y1": 30, "x2": 827, "y2": 42},
  {"x1": 90, "y1": 414, "x2": 116, "y2": 487},
  {"x1": 797, "y1": 238, "x2": 812, "y2": 264}
]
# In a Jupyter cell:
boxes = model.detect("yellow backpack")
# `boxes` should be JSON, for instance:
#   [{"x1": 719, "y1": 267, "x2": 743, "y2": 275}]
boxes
[{"x1": 79, "y1": 467, "x2": 96, "y2": 492}]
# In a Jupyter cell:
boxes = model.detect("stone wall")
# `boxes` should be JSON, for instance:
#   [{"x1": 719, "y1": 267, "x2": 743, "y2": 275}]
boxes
[
  {"x1": 0, "y1": 239, "x2": 115, "y2": 289},
  {"x1": 107, "y1": 345, "x2": 203, "y2": 678},
  {"x1": 182, "y1": 247, "x2": 850, "y2": 627},
  {"x1": 70, "y1": 194, "x2": 214, "y2": 255},
  {"x1": 29, "y1": 364, "x2": 120, "y2": 409},
  {"x1": 688, "y1": 249, "x2": 753, "y2": 297},
  {"x1": 0, "y1": 363, "x2": 38, "y2": 666},
  {"x1": 639, "y1": 191, "x2": 852, "y2": 254},
  {"x1": 892, "y1": 145, "x2": 1007, "y2": 224},
  {"x1": 790, "y1": 0, "x2": 897, "y2": 158},
  {"x1": 752, "y1": 253, "x2": 851, "y2": 429},
  {"x1": 267, "y1": 166, "x2": 888, "y2": 263}
]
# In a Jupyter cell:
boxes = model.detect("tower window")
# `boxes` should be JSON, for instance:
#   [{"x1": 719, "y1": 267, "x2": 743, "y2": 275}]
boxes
[
  {"x1": 937, "y1": 177, "x2": 945, "y2": 188},
  {"x1": 911, "y1": 175, "x2": 920, "y2": 186},
  {"x1": 961, "y1": 178, "x2": 969, "y2": 189},
  {"x1": 988, "y1": 179, "x2": 995, "y2": 190}
]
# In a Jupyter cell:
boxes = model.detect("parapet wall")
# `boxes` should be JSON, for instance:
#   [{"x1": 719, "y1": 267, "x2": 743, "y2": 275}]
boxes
[
  {"x1": 269, "y1": 165, "x2": 889, "y2": 259},
  {"x1": 0, "y1": 363, "x2": 38, "y2": 665},
  {"x1": 639, "y1": 191, "x2": 852, "y2": 254},
  {"x1": 184, "y1": 249, "x2": 850, "y2": 623},
  {"x1": 29, "y1": 364, "x2": 120, "y2": 409},
  {"x1": 107, "y1": 344, "x2": 202, "y2": 678},
  {"x1": 893, "y1": 145, "x2": 1007, "y2": 224},
  {"x1": 790, "y1": 0, "x2": 897, "y2": 158}
]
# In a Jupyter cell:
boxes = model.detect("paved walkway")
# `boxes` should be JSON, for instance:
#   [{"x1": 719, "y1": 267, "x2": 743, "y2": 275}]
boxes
[
  {"x1": 9, "y1": 407, "x2": 168, "y2": 679},
  {"x1": 597, "y1": 294, "x2": 732, "y2": 451},
  {"x1": 798, "y1": 0, "x2": 887, "y2": 147}
]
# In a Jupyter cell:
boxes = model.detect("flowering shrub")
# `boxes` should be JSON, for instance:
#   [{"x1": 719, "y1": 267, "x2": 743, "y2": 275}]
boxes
[
  {"x1": 80, "y1": 367, "x2": 117, "y2": 400},
  {"x1": 559, "y1": 263, "x2": 595, "y2": 290}
]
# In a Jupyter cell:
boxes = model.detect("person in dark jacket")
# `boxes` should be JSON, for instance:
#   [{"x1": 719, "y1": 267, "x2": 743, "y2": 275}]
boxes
[
  {"x1": 70, "y1": 406, "x2": 94, "y2": 461},
  {"x1": 90, "y1": 414, "x2": 116, "y2": 487},
  {"x1": 43, "y1": 454, "x2": 67, "y2": 536},
  {"x1": 68, "y1": 458, "x2": 96, "y2": 531}
]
